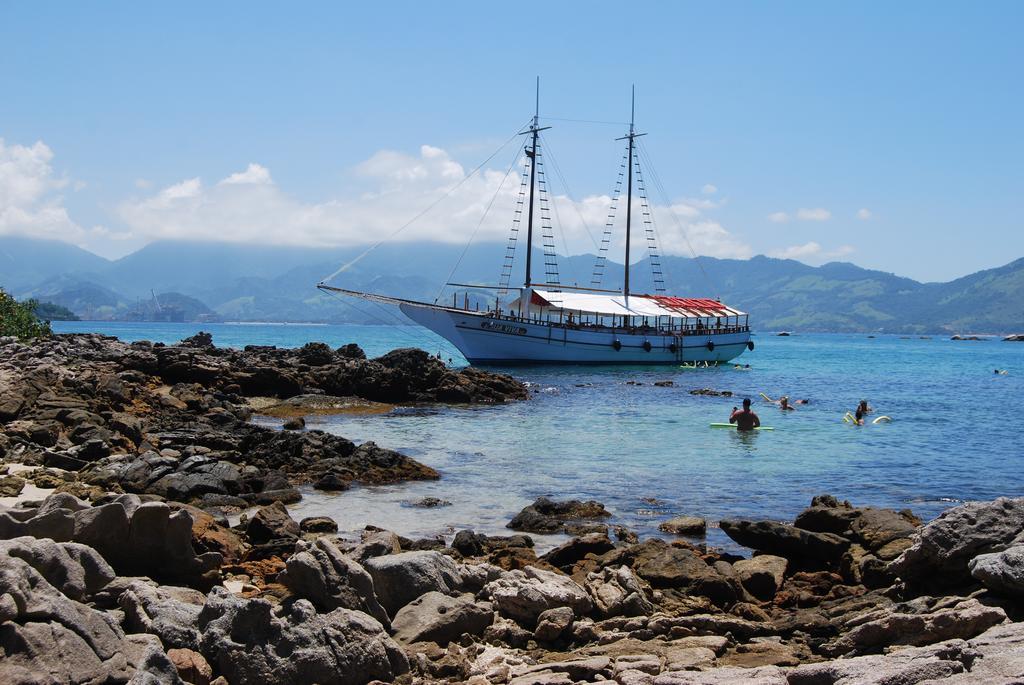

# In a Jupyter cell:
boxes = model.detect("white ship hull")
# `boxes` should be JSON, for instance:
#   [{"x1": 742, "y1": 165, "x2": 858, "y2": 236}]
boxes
[{"x1": 400, "y1": 302, "x2": 752, "y2": 365}]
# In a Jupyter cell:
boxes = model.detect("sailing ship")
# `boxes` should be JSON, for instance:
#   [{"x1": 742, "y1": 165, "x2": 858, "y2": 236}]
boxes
[{"x1": 319, "y1": 84, "x2": 753, "y2": 365}]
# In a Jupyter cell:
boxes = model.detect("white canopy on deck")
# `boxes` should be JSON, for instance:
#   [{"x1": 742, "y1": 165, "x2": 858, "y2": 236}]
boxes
[{"x1": 511, "y1": 289, "x2": 745, "y2": 319}]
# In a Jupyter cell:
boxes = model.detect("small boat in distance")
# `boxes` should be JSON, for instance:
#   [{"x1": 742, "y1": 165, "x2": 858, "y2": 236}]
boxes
[{"x1": 319, "y1": 83, "x2": 754, "y2": 366}]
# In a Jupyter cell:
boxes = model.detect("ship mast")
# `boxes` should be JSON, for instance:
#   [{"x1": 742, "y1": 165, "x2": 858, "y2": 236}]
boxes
[
  {"x1": 523, "y1": 77, "x2": 550, "y2": 287},
  {"x1": 617, "y1": 85, "x2": 645, "y2": 297}
]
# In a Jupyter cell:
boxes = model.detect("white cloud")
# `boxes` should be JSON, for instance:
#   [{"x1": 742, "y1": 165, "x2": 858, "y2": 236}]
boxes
[
  {"x1": 117, "y1": 145, "x2": 752, "y2": 259},
  {"x1": 0, "y1": 137, "x2": 751, "y2": 261},
  {"x1": 0, "y1": 138, "x2": 86, "y2": 242},
  {"x1": 769, "y1": 242, "x2": 855, "y2": 263},
  {"x1": 796, "y1": 207, "x2": 831, "y2": 221},
  {"x1": 220, "y1": 163, "x2": 273, "y2": 185},
  {"x1": 768, "y1": 211, "x2": 790, "y2": 223},
  {"x1": 701, "y1": 183, "x2": 717, "y2": 195},
  {"x1": 857, "y1": 208, "x2": 872, "y2": 220},
  {"x1": 770, "y1": 241, "x2": 822, "y2": 260}
]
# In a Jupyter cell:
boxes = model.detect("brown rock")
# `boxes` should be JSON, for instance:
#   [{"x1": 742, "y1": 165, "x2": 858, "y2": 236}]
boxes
[{"x1": 168, "y1": 647, "x2": 213, "y2": 685}]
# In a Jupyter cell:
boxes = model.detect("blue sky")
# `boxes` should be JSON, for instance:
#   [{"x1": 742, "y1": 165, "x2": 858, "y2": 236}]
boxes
[{"x1": 1, "y1": 2, "x2": 1021, "y2": 281}]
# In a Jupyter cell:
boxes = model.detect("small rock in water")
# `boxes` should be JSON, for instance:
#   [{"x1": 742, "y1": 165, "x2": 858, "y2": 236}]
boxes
[
  {"x1": 178, "y1": 331, "x2": 214, "y2": 348},
  {"x1": 300, "y1": 516, "x2": 339, "y2": 534},
  {"x1": 281, "y1": 416, "x2": 305, "y2": 431},
  {"x1": 507, "y1": 496, "x2": 611, "y2": 535},
  {"x1": 314, "y1": 472, "x2": 351, "y2": 491},
  {"x1": 654, "y1": 380, "x2": 675, "y2": 387},
  {"x1": 689, "y1": 388, "x2": 733, "y2": 397},
  {"x1": 658, "y1": 515, "x2": 708, "y2": 536},
  {"x1": 403, "y1": 496, "x2": 452, "y2": 508}
]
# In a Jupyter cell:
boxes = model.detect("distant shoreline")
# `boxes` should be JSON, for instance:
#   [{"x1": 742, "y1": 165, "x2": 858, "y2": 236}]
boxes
[{"x1": 49, "y1": 320, "x2": 1024, "y2": 338}]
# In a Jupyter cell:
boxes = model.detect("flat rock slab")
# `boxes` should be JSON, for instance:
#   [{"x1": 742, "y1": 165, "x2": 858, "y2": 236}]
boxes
[
  {"x1": 658, "y1": 516, "x2": 707, "y2": 536},
  {"x1": 392, "y1": 591, "x2": 493, "y2": 646},
  {"x1": 720, "y1": 518, "x2": 849, "y2": 566}
]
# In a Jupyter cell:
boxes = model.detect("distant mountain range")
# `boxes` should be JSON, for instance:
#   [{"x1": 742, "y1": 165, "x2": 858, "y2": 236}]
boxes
[{"x1": 2, "y1": 235, "x2": 1022, "y2": 334}]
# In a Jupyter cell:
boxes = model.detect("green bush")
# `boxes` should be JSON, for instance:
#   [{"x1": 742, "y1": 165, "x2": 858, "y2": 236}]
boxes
[{"x1": 0, "y1": 288, "x2": 52, "y2": 340}]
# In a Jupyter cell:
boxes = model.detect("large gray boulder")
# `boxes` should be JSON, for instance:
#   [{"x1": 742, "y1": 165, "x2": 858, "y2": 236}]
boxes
[
  {"x1": 485, "y1": 565, "x2": 593, "y2": 626},
  {"x1": 0, "y1": 500, "x2": 76, "y2": 541},
  {"x1": 0, "y1": 536, "x2": 176, "y2": 684},
  {"x1": 3, "y1": 494, "x2": 222, "y2": 588},
  {"x1": 197, "y1": 587, "x2": 409, "y2": 685},
  {"x1": 279, "y1": 537, "x2": 390, "y2": 628},
  {"x1": 585, "y1": 565, "x2": 654, "y2": 618},
  {"x1": 391, "y1": 591, "x2": 494, "y2": 645},
  {"x1": 0, "y1": 535, "x2": 114, "y2": 601},
  {"x1": 970, "y1": 544, "x2": 1024, "y2": 598},
  {"x1": 891, "y1": 497, "x2": 1024, "y2": 588},
  {"x1": 362, "y1": 550, "x2": 464, "y2": 617},
  {"x1": 118, "y1": 580, "x2": 206, "y2": 652}
]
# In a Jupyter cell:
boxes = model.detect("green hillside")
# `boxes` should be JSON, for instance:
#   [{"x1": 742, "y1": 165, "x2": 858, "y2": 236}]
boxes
[{"x1": 1, "y1": 236, "x2": 1021, "y2": 333}]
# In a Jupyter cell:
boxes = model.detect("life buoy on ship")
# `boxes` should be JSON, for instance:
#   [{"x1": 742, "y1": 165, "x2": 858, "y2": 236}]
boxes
[
  {"x1": 706, "y1": 341, "x2": 715, "y2": 352},
  {"x1": 668, "y1": 343, "x2": 678, "y2": 353},
  {"x1": 642, "y1": 341, "x2": 652, "y2": 352},
  {"x1": 747, "y1": 340, "x2": 755, "y2": 351},
  {"x1": 612, "y1": 339, "x2": 622, "y2": 351}
]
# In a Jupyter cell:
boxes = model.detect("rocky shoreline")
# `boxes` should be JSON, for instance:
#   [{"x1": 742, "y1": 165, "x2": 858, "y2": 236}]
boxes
[{"x1": 2, "y1": 334, "x2": 1023, "y2": 684}]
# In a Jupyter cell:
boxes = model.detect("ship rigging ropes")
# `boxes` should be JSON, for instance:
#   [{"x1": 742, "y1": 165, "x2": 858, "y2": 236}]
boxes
[
  {"x1": 636, "y1": 138, "x2": 717, "y2": 295},
  {"x1": 317, "y1": 122, "x2": 530, "y2": 287}
]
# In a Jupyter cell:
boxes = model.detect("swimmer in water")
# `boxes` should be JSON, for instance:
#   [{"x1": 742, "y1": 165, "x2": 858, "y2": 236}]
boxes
[
  {"x1": 729, "y1": 398, "x2": 761, "y2": 430},
  {"x1": 857, "y1": 399, "x2": 873, "y2": 415},
  {"x1": 995, "y1": 369, "x2": 1008, "y2": 375},
  {"x1": 844, "y1": 409, "x2": 866, "y2": 425},
  {"x1": 762, "y1": 393, "x2": 800, "y2": 409}
]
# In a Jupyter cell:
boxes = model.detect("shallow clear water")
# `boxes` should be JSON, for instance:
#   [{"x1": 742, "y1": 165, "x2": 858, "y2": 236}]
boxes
[{"x1": 53, "y1": 320, "x2": 1024, "y2": 551}]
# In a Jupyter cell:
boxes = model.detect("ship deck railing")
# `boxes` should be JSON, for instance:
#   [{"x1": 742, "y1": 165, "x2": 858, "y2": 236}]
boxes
[{"x1": 479, "y1": 310, "x2": 749, "y2": 337}]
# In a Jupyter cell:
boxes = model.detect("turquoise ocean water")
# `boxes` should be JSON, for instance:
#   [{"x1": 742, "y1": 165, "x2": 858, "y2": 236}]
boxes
[{"x1": 53, "y1": 320, "x2": 1024, "y2": 551}]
